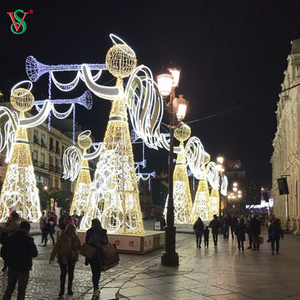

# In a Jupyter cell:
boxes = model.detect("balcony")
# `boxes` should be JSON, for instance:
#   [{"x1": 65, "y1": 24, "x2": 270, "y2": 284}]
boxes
[
  {"x1": 33, "y1": 159, "x2": 48, "y2": 170},
  {"x1": 33, "y1": 136, "x2": 40, "y2": 145}
]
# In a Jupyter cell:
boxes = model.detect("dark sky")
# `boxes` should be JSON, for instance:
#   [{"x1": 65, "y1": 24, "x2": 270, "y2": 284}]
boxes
[{"x1": 1, "y1": 0, "x2": 300, "y2": 187}]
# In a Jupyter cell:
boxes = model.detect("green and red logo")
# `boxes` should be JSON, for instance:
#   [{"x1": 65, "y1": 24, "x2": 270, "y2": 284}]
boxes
[{"x1": 7, "y1": 9, "x2": 34, "y2": 34}]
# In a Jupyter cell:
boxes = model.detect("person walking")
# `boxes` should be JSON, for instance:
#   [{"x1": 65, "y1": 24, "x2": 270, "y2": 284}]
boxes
[
  {"x1": 1, "y1": 221, "x2": 38, "y2": 300},
  {"x1": 0, "y1": 211, "x2": 21, "y2": 272},
  {"x1": 43, "y1": 211, "x2": 55, "y2": 246},
  {"x1": 39, "y1": 211, "x2": 47, "y2": 246},
  {"x1": 250, "y1": 214, "x2": 261, "y2": 251},
  {"x1": 228, "y1": 213, "x2": 238, "y2": 239},
  {"x1": 246, "y1": 215, "x2": 253, "y2": 249},
  {"x1": 203, "y1": 226, "x2": 210, "y2": 248},
  {"x1": 193, "y1": 217, "x2": 204, "y2": 248},
  {"x1": 222, "y1": 214, "x2": 229, "y2": 239},
  {"x1": 77, "y1": 211, "x2": 84, "y2": 229},
  {"x1": 209, "y1": 214, "x2": 221, "y2": 247},
  {"x1": 268, "y1": 218, "x2": 284, "y2": 255},
  {"x1": 235, "y1": 218, "x2": 246, "y2": 251},
  {"x1": 49, "y1": 223, "x2": 81, "y2": 297},
  {"x1": 85, "y1": 219, "x2": 108, "y2": 298}
]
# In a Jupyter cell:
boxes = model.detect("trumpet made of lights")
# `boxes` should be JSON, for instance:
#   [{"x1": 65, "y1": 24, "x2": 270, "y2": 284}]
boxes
[
  {"x1": 63, "y1": 131, "x2": 102, "y2": 220},
  {"x1": 164, "y1": 124, "x2": 193, "y2": 224},
  {"x1": 81, "y1": 36, "x2": 144, "y2": 234}
]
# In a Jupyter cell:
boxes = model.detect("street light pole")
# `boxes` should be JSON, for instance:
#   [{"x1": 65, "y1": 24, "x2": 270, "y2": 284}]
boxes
[{"x1": 157, "y1": 68, "x2": 184, "y2": 266}]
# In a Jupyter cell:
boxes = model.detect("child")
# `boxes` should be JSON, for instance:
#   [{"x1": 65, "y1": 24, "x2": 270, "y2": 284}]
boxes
[{"x1": 203, "y1": 226, "x2": 209, "y2": 248}]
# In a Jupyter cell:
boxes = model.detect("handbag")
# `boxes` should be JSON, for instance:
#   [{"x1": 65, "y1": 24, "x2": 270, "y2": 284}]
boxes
[
  {"x1": 100, "y1": 243, "x2": 119, "y2": 271},
  {"x1": 79, "y1": 243, "x2": 96, "y2": 259},
  {"x1": 258, "y1": 236, "x2": 264, "y2": 244}
]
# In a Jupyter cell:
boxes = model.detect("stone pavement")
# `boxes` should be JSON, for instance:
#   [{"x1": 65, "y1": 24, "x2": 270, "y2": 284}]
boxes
[
  {"x1": 94, "y1": 228, "x2": 300, "y2": 300},
  {"x1": 0, "y1": 227, "x2": 299, "y2": 300}
]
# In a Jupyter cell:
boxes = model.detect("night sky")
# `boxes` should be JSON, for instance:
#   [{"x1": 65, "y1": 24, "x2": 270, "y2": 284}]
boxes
[{"x1": 1, "y1": 0, "x2": 300, "y2": 187}]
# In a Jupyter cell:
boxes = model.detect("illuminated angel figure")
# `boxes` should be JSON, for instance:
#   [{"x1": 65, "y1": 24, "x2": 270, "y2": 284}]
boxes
[
  {"x1": 82, "y1": 35, "x2": 145, "y2": 234},
  {"x1": 0, "y1": 82, "x2": 52, "y2": 222},
  {"x1": 164, "y1": 124, "x2": 193, "y2": 224},
  {"x1": 62, "y1": 130, "x2": 101, "y2": 227}
]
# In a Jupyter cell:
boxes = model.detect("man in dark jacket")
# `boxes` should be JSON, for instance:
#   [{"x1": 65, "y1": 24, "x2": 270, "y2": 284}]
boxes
[
  {"x1": 1, "y1": 221, "x2": 38, "y2": 300},
  {"x1": 209, "y1": 214, "x2": 221, "y2": 247},
  {"x1": 228, "y1": 213, "x2": 238, "y2": 239},
  {"x1": 250, "y1": 214, "x2": 261, "y2": 251}
]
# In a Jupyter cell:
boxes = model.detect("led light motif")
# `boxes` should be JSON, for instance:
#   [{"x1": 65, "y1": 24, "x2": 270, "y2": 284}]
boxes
[
  {"x1": 0, "y1": 86, "x2": 47, "y2": 222},
  {"x1": 164, "y1": 124, "x2": 193, "y2": 224},
  {"x1": 81, "y1": 38, "x2": 144, "y2": 234},
  {"x1": 209, "y1": 189, "x2": 219, "y2": 219}
]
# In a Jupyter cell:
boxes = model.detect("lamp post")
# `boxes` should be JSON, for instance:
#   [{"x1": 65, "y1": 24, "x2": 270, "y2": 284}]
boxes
[
  {"x1": 228, "y1": 182, "x2": 243, "y2": 214},
  {"x1": 216, "y1": 155, "x2": 224, "y2": 218},
  {"x1": 156, "y1": 68, "x2": 186, "y2": 266}
]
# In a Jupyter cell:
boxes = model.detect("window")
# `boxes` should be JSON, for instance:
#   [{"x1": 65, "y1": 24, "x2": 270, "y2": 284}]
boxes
[{"x1": 50, "y1": 138, "x2": 54, "y2": 151}]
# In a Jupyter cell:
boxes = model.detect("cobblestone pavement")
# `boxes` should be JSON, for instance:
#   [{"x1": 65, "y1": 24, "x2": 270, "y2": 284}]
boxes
[{"x1": 1, "y1": 224, "x2": 300, "y2": 300}]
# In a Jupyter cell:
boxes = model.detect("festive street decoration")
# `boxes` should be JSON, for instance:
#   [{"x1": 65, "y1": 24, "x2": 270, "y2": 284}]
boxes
[
  {"x1": 81, "y1": 35, "x2": 145, "y2": 234},
  {"x1": 164, "y1": 124, "x2": 193, "y2": 224},
  {"x1": 0, "y1": 82, "x2": 52, "y2": 221},
  {"x1": 63, "y1": 130, "x2": 102, "y2": 221}
]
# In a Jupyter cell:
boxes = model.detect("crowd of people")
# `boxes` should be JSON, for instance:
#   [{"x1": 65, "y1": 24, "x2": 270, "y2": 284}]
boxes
[
  {"x1": 0, "y1": 210, "x2": 105, "y2": 300},
  {"x1": 193, "y1": 212, "x2": 284, "y2": 253}
]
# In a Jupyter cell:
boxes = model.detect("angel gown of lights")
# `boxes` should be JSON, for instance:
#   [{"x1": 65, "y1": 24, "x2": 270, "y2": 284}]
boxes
[
  {"x1": 82, "y1": 41, "x2": 144, "y2": 234},
  {"x1": 0, "y1": 87, "x2": 44, "y2": 222},
  {"x1": 192, "y1": 155, "x2": 211, "y2": 222},
  {"x1": 164, "y1": 124, "x2": 193, "y2": 224},
  {"x1": 67, "y1": 132, "x2": 93, "y2": 218}
]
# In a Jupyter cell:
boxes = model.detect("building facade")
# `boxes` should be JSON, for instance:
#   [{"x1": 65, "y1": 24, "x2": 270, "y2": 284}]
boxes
[{"x1": 271, "y1": 39, "x2": 300, "y2": 234}]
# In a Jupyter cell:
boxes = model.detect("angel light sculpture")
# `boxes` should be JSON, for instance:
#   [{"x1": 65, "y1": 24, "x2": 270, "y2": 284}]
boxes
[
  {"x1": 0, "y1": 82, "x2": 52, "y2": 222},
  {"x1": 62, "y1": 130, "x2": 102, "y2": 228},
  {"x1": 164, "y1": 124, "x2": 193, "y2": 224},
  {"x1": 82, "y1": 35, "x2": 145, "y2": 234}
]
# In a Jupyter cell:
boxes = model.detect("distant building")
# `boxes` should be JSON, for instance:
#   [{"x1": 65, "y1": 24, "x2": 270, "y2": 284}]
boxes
[{"x1": 271, "y1": 39, "x2": 300, "y2": 234}]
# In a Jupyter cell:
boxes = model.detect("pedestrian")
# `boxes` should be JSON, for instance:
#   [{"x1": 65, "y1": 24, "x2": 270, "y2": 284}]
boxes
[
  {"x1": 160, "y1": 214, "x2": 166, "y2": 231},
  {"x1": 209, "y1": 214, "x2": 221, "y2": 247},
  {"x1": 49, "y1": 223, "x2": 81, "y2": 297},
  {"x1": 193, "y1": 217, "x2": 204, "y2": 248},
  {"x1": 39, "y1": 211, "x2": 47, "y2": 246},
  {"x1": 235, "y1": 218, "x2": 246, "y2": 251},
  {"x1": 250, "y1": 214, "x2": 261, "y2": 251},
  {"x1": 43, "y1": 211, "x2": 55, "y2": 246},
  {"x1": 77, "y1": 211, "x2": 84, "y2": 229},
  {"x1": 228, "y1": 213, "x2": 238, "y2": 239},
  {"x1": 1, "y1": 221, "x2": 38, "y2": 300},
  {"x1": 0, "y1": 211, "x2": 21, "y2": 272},
  {"x1": 203, "y1": 226, "x2": 210, "y2": 248},
  {"x1": 222, "y1": 213, "x2": 229, "y2": 239},
  {"x1": 58, "y1": 211, "x2": 67, "y2": 231},
  {"x1": 72, "y1": 210, "x2": 79, "y2": 227},
  {"x1": 85, "y1": 219, "x2": 108, "y2": 298},
  {"x1": 246, "y1": 215, "x2": 252, "y2": 249},
  {"x1": 268, "y1": 218, "x2": 284, "y2": 255}
]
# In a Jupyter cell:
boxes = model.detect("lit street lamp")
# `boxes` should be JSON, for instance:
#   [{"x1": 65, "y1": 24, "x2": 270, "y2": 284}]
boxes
[
  {"x1": 227, "y1": 182, "x2": 243, "y2": 214},
  {"x1": 216, "y1": 155, "x2": 224, "y2": 218},
  {"x1": 156, "y1": 67, "x2": 187, "y2": 266}
]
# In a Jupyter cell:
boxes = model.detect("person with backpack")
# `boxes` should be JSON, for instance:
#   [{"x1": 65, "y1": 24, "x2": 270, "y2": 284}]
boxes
[
  {"x1": 268, "y1": 218, "x2": 284, "y2": 255},
  {"x1": 209, "y1": 214, "x2": 221, "y2": 247},
  {"x1": 1, "y1": 221, "x2": 38, "y2": 300}
]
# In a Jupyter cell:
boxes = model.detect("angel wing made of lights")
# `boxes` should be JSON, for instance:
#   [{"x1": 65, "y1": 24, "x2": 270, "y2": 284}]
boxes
[
  {"x1": 206, "y1": 161, "x2": 220, "y2": 190},
  {"x1": 0, "y1": 107, "x2": 18, "y2": 163},
  {"x1": 62, "y1": 142, "x2": 102, "y2": 182}
]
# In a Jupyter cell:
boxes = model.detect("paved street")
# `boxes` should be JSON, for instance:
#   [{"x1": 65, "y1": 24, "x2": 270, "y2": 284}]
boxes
[{"x1": 0, "y1": 222, "x2": 299, "y2": 300}]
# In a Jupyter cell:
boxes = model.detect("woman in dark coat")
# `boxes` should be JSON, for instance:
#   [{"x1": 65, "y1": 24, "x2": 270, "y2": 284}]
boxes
[
  {"x1": 85, "y1": 219, "x2": 108, "y2": 298},
  {"x1": 235, "y1": 218, "x2": 246, "y2": 251},
  {"x1": 268, "y1": 218, "x2": 284, "y2": 255}
]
